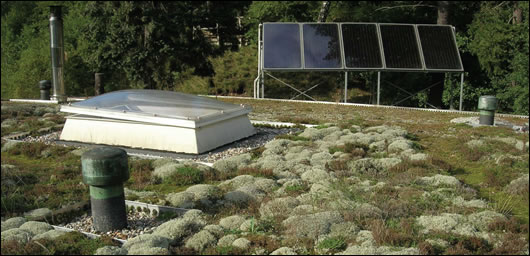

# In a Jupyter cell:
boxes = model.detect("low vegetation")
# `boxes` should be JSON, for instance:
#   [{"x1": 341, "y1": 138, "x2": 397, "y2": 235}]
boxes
[{"x1": 1, "y1": 100, "x2": 528, "y2": 255}]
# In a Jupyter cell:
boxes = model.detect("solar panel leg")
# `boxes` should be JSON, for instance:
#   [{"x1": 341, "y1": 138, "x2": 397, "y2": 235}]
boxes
[
  {"x1": 344, "y1": 72, "x2": 348, "y2": 103},
  {"x1": 377, "y1": 72, "x2": 381, "y2": 105},
  {"x1": 261, "y1": 71, "x2": 265, "y2": 98},
  {"x1": 459, "y1": 73, "x2": 464, "y2": 111}
]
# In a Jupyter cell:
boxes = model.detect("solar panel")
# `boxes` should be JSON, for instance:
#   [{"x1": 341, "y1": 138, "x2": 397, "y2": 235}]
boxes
[
  {"x1": 302, "y1": 23, "x2": 342, "y2": 69},
  {"x1": 379, "y1": 24, "x2": 423, "y2": 70},
  {"x1": 417, "y1": 25, "x2": 463, "y2": 71},
  {"x1": 263, "y1": 23, "x2": 302, "y2": 69},
  {"x1": 341, "y1": 23, "x2": 383, "y2": 69}
]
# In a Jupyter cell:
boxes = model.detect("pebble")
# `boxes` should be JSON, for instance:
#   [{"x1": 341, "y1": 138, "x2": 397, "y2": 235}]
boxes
[
  {"x1": 62, "y1": 211, "x2": 164, "y2": 240},
  {"x1": 21, "y1": 127, "x2": 301, "y2": 163},
  {"x1": 22, "y1": 131, "x2": 61, "y2": 144},
  {"x1": 198, "y1": 127, "x2": 301, "y2": 162}
]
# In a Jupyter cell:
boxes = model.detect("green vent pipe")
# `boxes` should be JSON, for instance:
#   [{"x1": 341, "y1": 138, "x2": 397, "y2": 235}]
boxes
[
  {"x1": 478, "y1": 96, "x2": 498, "y2": 126},
  {"x1": 81, "y1": 147, "x2": 129, "y2": 232}
]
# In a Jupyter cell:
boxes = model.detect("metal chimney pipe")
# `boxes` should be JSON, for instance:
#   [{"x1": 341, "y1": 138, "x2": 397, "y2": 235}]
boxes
[{"x1": 49, "y1": 6, "x2": 66, "y2": 103}]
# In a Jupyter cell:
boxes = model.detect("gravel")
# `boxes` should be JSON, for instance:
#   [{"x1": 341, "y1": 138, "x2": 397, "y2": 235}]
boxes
[
  {"x1": 18, "y1": 127, "x2": 301, "y2": 163},
  {"x1": 21, "y1": 131, "x2": 61, "y2": 144},
  {"x1": 62, "y1": 211, "x2": 164, "y2": 240}
]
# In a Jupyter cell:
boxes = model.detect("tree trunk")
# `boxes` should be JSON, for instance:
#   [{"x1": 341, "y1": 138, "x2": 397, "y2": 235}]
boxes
[
  {"x1": 513, "y1": 1, "x2": 522, "y2": 24},
  {"x1": 428, "y1": 1, "x2": 450, "y2": 109},
  {"x1": 94, "y1": 73, "x2": 104, "y2": 95},
  {"x1": 436, "y1": 1, "x2": 449, "y2": 25},
  {"x1": 317, "y1": 1, "x2": 331, "y2": 22}
]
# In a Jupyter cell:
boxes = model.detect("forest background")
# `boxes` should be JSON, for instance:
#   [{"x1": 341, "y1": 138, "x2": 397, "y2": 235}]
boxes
[{"x1": 1, "y1": 1, "x2": 528, "y2": 115}]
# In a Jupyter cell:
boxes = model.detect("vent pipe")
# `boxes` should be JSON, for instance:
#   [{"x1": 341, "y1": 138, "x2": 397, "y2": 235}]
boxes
[{"x1": 49, "y1": 6, "x2": 66, "y2": 103}]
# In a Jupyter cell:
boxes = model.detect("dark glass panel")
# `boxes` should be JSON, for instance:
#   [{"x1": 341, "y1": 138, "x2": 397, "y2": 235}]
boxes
[
  {"x1": 342, "y1": 24, "x2": 383, "y2": 68},
  {"x1": 263, "y1": 23, "x2": 302, "y2": 69},
  {"x1": 303, "y1": 23, "x2": 342, "y2": 68},
  {"x1": 380, "y1": 24, "x2": 423, "y2": 69},
  {"x1": 417, "y1": 25, "x2": 462, "y2": 70}
]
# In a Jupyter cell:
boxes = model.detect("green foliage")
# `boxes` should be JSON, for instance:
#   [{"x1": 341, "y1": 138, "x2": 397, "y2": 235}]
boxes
[
  {"x1": 317, "y1": 236, "x2": 347, "y2": 250},
  {"x1": 0, "y1": 231, "x2": 118, "y2": 255},
  {"x1": 175, "y1": 45, "x2": 258, "y2": 96},
  {"x1": 163, "y1": 166, "x2": 204, "y2": 186},
  {"x1": 1, "y1": 1, "x2": 528, "y2": 115},
  {"x1": 244, "y1": 1, "x2": 320, "y2": 44},
  {"x1": 466, "y1": 2, "x2": 529, "y2": 114},
  {"x1": 80, "y1": 2, "x2": 215, "y2": 90}
]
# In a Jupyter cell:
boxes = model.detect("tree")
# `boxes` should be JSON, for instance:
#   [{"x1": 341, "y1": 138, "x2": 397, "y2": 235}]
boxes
[
  {"x1": 427, "y1": 1, "x2": 450, "y2": 109},
  {"x1": 243, "y1": 1, "x2": 321, "y2": 44},
  {"x1": 79, "y1": 1, "x2": 215, "y2": 90},
  {"x1": 467, "y1": 1, "x2": 529, "y2": 114},
  {"x1": 317, "y1": 1, "x2": 331, "y2": 22}
]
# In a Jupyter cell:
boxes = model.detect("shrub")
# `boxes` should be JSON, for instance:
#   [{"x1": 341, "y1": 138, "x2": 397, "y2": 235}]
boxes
[
  {"x1": 8, "y1": 142, "x2": 48, "y2": 158},
  {"x1": 487, "y1": 216, "x2": 529, "y2": 233},
  {"x1": 275, "y1": 134, "x2": 310, "y2": 141},
  {"x1": 249, "y1": 147, "x2": 265, "y2": 160},
  {"x1": 317, "y1": 236, "x2": 346, "y2": 250},
  {"x1": 237, "y1": 167, "x2": 275, "y2": 179},
  {"x1": 369, "y1": 218, "x2": 419, "y2": 247},
  {"x1": 127, "y1": 159, "x2": 153, "y2": 190},
  {"x1": 164, "y1": 167, "x2": 204, "y2": 186},
  {"x1": 0, "y1": 231, "x2": 118, "y2": 255}
]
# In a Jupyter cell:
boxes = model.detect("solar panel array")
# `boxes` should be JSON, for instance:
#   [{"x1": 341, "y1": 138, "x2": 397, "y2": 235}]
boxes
[{"x1": 262, "y1": 23, "x2": 463, "y2": 72}]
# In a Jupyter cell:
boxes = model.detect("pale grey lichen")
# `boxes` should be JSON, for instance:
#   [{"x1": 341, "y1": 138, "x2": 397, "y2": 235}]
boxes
[
  {"x1": 213, "y1": 153, "x2": 252, "y2": 173},
  {"x1": 18, "y1": 221, "x2": 53, "y2": 236},
  {"x1": 165, "y1": 192, "x2": 195, "y2": 208},
  {"x1": 185, "y1": 184, "x2": 223, "y2": 202},
  {"x1": 123, "y1": 234, "x2": 170, "y2": 252},
  {"x1": 270, "y1": 247, "x2": 297, "y2": 255},
  {"x1": 418, "y1": 174, "x2": 461, "y2": 187},
  {"x1": 310, "y1": 152, "x2": 333, "y2": 167},
  {"x1": 153, "y1": 212, "x2": 206, "y2": 244},
  {"x1": 259, "y1": 197, "x2": 300, "y2": 219},
  {"x1": 336, "y1": 245, "x2": 420, "y2": 255},
  {"x1": 504, "y1": 174, "x2": 529, "y2": 195},
  {"x1": 282, "y1": 211, "x2": 343, "y2": 239},
  {"x1": 219, "y1": 215, "x2": 246, "y2": 230},
  {"x1": 32, "y1": 230, "x2": 68, "y2": 240},
  {"x1": 329, "y1": 222, "x2": 360, "y2": 238},
  {"x1": 232, "y1": 237, "x2": 251, "y2": 250},
  {"x1": 254, "y1": 178, "x2": 278, "y2": 193},
  {"x1": 300, "y1": 168, "x2": 333, "y2": 184},
  {"x1": 1, "y1": 228, "x2": 33, "y2": 243},
  {"x1": 217, "y1": 234, "x2": 238, "y2": 247},
  {"x1": 95, "y1": 246, "x2": 128, "y2": 255},
  {"x1": 1, "y1": 217, "x2": 27, "y2": 232},
  {"x1": 184, "y1": 230, "x2": 218, "y2": 252}
]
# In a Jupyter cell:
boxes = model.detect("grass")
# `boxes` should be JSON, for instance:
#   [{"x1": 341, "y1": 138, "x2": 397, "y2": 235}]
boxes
[
  {"x1": 0, "y1": 231, "x2": 118, "y2": 255},
  {"x1": 328, "y1": 142, "x2": 369, "y2": 156},
  {"x1": 163, "y1": 166, "x2": 205, "y2": 186},
  {"x1": 1, "y1": 142, "x2": 87, "y2": 218},
  {"x1": 317, "y1": 236, "x2": 347, "y2": 251}
]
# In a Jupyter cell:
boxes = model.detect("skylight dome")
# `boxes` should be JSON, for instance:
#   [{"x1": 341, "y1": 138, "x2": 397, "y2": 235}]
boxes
[{"x1": 60, "y1": 90, "x2": 255, "y2": 154}]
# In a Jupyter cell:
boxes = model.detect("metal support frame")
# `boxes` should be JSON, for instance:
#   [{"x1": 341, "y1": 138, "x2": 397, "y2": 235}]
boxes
[
  {"x1": 377, "y1": 72, "x2": 381, "y2": 105},
  {"x1": 344, "y1": 72, "x2": 348, "y2": 103},
  {"x1": 292, "y1": 82, "x2": 323, "y2": 100},
  {"x1": 385, "y1": 80, "x2": 441, "y2": 109},
  {"x1": 459, "y1": 73, "x2": 464, "y2": 111},
  {"x1": 265, "y1": 73, "x2": 318, "y2": 101}
]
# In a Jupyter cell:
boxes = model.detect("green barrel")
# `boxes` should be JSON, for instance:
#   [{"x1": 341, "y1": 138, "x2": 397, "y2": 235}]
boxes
[
  {"x1": 477, "y1": 95, "x2": 498, "y2": 125},
  {"x1": 81, "y1": 147, "x2": 129, "y2": 232}
]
